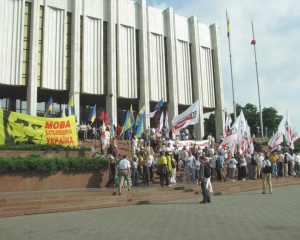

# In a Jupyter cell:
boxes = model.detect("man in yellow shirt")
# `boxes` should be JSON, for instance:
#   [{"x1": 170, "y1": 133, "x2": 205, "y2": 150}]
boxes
[{"x1": 269, "y1": 151, "x2": 279, "y2": 179}]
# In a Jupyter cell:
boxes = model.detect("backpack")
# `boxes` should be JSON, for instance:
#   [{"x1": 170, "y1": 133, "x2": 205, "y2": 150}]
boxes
[{"x1": 204, "y1": 164, "x2": 211, "y2": 178}]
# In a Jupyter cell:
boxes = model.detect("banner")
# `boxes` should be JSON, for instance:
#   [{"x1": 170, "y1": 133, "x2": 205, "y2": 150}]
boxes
[
  {"x1": 171, "y1": 100, "x2": 200, "y2": 132},
  {"x1": 167, "y1": 140, "x2": 209, "y2": 150},
  {"x1": 0, "y1": 109, "x2": 78, "y2": 146}
]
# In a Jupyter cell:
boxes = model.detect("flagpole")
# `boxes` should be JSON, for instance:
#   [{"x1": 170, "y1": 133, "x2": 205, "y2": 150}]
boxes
[
  {"x1": 226, "y1": 11, "x2": 236, "y2": 121},
  {"x1": 251, "y1": 21, "x2": 264, "y2": 137}
]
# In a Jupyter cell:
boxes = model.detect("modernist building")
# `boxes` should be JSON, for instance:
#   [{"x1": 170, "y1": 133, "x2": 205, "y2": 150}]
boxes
[{"x1": 0, "y1": 0, "x2": 224, "y2": 140}]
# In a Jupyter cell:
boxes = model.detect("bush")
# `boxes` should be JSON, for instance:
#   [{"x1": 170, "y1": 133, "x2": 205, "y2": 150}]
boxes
[
  {"x1": 0, "y1": 143, "x2": 90, "y2": 152},
  {"x1": 0, "y1": 154, "x2": 109, "y2": 175}
]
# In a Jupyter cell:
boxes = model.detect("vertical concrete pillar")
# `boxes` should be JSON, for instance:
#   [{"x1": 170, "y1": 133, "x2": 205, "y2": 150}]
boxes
[
  {"x1": 210, "y1": 23, "x2": 225, "y2": 142},
  {"x1": 70, "y1": 0, "x2": 81, "y2": 122},
  {"x1": 106, "y1": 0, "x2": 117, "y2": 123},
  {"x1": 27, "y1": 0, "x2": 40, "y2": 115},
  {"x1": 138, "y1": 0, "x2": 149, "y2": 128},
  {"x1": 189, "y1": 16, "x2": 204, "y2": 140},
  {"x1": 164, "y1": 8, "x2": 178, "y2": 128}
]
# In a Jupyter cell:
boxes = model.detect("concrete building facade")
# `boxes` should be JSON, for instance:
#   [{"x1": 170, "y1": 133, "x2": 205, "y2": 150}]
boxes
[{"x1": 0, "y1": 0, "x2": 224, "y2": 140}]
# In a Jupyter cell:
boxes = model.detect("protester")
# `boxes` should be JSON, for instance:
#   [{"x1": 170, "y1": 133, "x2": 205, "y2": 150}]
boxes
[
  {"x1": 117, "y1": 155, "x2": 131, "y2": 195},
  {"x1": 198, "y1": 157, "x2": 211, "y2": 204},
  {"x1": 156, "y1": 151, "x2": 170, "y2": 187},
  {"x1": 262, "y1": 156, "x2": 272, "y2": 194}
]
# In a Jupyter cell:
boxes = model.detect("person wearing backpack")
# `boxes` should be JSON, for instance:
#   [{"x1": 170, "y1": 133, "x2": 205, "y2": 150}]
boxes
[
  {"x1": 262, "y1": 156, "x2": 272, "y2": 194},
  {"x1": 198, "y1": 156, "x2": 211, "y2": 203}
]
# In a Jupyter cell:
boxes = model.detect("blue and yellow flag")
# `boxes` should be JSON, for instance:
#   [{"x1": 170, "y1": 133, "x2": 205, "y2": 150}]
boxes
[
  {"x1": 135, "y1": 113, "x2": 144, "y2": 138},
  {"x1": 87, "y1": 105, "x2": 96, "y2": 124},
  {"x1": 226, "y1": 11, "x2": 230, "y2": 37},
  {"x1": 44, "y1": 97, "x2": 53, "y2": 117},
  {"x1": 120, "y1": 110, "x2": 131, "y2": 136}
]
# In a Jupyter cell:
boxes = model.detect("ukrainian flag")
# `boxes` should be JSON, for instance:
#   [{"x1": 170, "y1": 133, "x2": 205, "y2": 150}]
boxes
[
  {"x1": 120, "y1": 110, "x2": 131, "y2": 136},
  {"x1": 44, "y1": 97, "x2": 53, "y2": 117},
  {"x1": 87, "y1": 104, "x2": 96, "y2": 124}
]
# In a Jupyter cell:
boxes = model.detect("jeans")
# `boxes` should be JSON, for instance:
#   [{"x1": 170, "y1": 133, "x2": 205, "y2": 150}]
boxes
[
  {"x1": 109, "y1": 172, "x2": 115, "y2": 187},
  {"x1": 131, "y1": 169, "x2": 138, "y2": 186},
  {"x1": 186, "y1": 166, "x2": 195, "y2": 183},
  {"x1": 247, "y1": 163, "x2": 253, "y2": 179},
  {"x1": 272, "y1": 163, "x2": 278, "y2": 177},
  {"x1": 201, "y1": 181, "x2": 210, "y2": 202}
]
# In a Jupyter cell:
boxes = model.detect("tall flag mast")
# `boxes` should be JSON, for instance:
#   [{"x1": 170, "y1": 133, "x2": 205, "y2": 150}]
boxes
[
  {"x1": 226, "y1": 11, "x2": 236, "y2": 121},
  {"x1": 251, "y1": 21, "x2": 264, "y2": 137}
]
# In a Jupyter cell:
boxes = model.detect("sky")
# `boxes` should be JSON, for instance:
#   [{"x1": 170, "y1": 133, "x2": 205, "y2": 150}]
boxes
[{"x1": 147, "y1": 0, "x2": 300, "y2": 132}]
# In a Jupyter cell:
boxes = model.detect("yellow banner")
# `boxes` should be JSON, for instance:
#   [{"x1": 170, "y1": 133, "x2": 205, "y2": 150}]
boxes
[{"x1": 0, "y1": 109, "x2": 78, "y2": 146}]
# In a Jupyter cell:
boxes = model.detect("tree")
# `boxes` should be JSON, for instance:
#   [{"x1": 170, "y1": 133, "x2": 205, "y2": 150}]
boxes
[
  {"x1": 262, "y1": 107, "x2": 282, "y2": 135},
  {"x1": 204, "y1": 113, "x2": 215, "y2": 138}
]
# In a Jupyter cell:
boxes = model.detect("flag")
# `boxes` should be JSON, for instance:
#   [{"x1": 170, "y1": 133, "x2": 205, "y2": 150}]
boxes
[
  {"x1": 135, "y1": 114, "x2": 140, "y2": 126},
  {"x1": 68, "y1": 95, "x2": 74, "y2": 107},
  {"x1": 139, "y1": 105, "x2": 146, "y2": 115},
  {"x1": 225, "y1": 114, "x2": 232, "y2": 134},
  {"x1": 130, "y1": 105, "x2": 135, "y2": 128},
  {"x1": 87, "y1": 105, "x2": 96, "y2": 124},
  {"x1": 61, "y1": 104, "x2": 66, "y2": 118},
  {"x1": 101, "y1": 129, "x2": 107, "y2": 150},
  {"x1": 135, "y1": 113, "x2": 144, "y2": 138},
  {"x1": 278, "y1": 110, "x2": 293, "y2": 146},
  {"x1": 98, "y1": 110, "x2": 105, "y2": 121},
  {"x1": 251, "y1": 39, "x2": 256, "y2": 45},
  {"x1": 104, "y1": 111, "x2": 109, "y2": 125},
  {"x1": 226, "y1": 11, "x2": 230, "y2": 37},
  {"x1": 146, "y1": 109, "x2": 157, "y2": 118},
  {"x1": 268, "y1": 130, "x2": 283, "y2": 150},
  {"x1": 44, "y1": 97, "x2": 53, "y2": 117},
  {"x1": 158, "y1": 111, "x2": 164, "y2": 133},
  {"x1": 292, "y1": 127, "x2": 299, "y2": 143},
  {"x1": 171, "y1": 100, "x2": 200, "y2": 132},
  {"x1": 165, "y1": 111, "x2": 169, "y2": 138},
  {"x1": 120, "y1": 110, "x2": 131, "y2": 136},
  {"x1": 154, "y1": 98, "x2": 163, "y2": 110}
]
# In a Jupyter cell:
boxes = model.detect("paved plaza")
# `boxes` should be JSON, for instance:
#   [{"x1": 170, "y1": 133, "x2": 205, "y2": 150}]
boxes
[{"x1": 0, "y1": 185, "x2": 299, "y2": 240}]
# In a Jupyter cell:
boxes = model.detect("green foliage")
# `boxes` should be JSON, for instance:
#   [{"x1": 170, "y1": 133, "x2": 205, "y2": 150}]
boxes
[
  {"x1": 0, "y1": 154, "x2": 109, "y2": 175},
  {"x1": 0, "y1": 143, "x2": 90, "y2": 152},
  {"x1": 208, "y1": 103, "x2": 283, "y2": 137},
  {"x1": 204, "y1": 113, "x2": 216, "y2": 137}
]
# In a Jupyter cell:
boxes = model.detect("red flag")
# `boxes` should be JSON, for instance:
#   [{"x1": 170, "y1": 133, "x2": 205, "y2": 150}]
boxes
[
  {"x1": 251, "y1": 39, "x2": 256, "y2": 45},
  {"x1": 98, "y1": 110, "x2": 105, "y2": 121},
  {"x1": 104, "y1": 111, "x2": 109, "y2": 125}
]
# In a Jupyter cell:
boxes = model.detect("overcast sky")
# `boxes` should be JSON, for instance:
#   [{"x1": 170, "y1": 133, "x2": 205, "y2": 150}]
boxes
[{"x1": 147, "y1": 0, "x2": 300, "y2": 133}]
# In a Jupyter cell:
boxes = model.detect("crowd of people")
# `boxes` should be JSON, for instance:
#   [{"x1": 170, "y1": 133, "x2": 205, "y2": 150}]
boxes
[{"x1": 105, "y1": 131, "x2": 300, "y2": 198}]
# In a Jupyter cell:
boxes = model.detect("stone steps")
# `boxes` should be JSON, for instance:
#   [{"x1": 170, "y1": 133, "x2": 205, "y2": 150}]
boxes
[{"x1": 1, "y1": 176, "x2": 299, "y2": 218}]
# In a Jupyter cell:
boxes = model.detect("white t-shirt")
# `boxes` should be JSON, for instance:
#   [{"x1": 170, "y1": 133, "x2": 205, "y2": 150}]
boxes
[
  {"x1": 228, "y1": 158, "x2": 237, "y2": 168},
  {"x1": 185, "y1": 155, "x2": 195, "y2": 167},
  {"x1": 211, "y1": 155, "x2": 218, "y2": 168},
  {"x1": 132, "y1": 138, "x2": 138, "y2": 147},
  {"x1": 118, "y1": 159, "x2": 131, "y2": 170},
  {"x1": 131, "y1": 161, "x2": 138, "y2": 169},
  {"x1": 148, "y1": 155, "x2": 154, "y2": 165},
  {"x1": 278, "y1": 153, "x2": 283, "y2": 163}
]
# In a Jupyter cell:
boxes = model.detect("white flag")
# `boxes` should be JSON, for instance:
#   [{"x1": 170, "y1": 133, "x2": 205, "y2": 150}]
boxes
[
  {"x1": 165, "y1": 111, "x2": 169, "y2": 138},
  {"x1": 146, "y1": 110, "x2": 157, "y2": 118},
  {"x1": 61, "y1": 104, "x2": 66, "y2": 118},
  {"x1": 291, "y1": 127, "x2": 298, "y2": 149},
  {"x1": 278, "y1": 110, "x2": 293, "y2": 146},
  {"x1": 171, "y1": 100, "x2": 200, "y2": 132},
  {"x1": 268, "y1": 129, "x2": 283, "y2": 150},
  {"x1": 225, "y1": 114, "x2": 232, "y2": 134},
  {"x1": 158, "y1": 111, "x2": 164, "y2": 133}
]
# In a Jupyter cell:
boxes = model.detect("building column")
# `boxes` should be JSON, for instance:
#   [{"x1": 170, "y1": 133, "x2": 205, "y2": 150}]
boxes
[
  {"x1": 164, "y1": 8, "x2": 178, "y2": 129},
  {"x1": 189, "y1": 16, "x2": 204, "y2": 140},
  {"x1": 106, "y1": 0, "x2": 117, "y2": 123},
  {"x1": 138, "y1": 0, "x2": 149, "y2": 127},
  {"x1": 27, "y1": 0, "x2": 40, "y2": 116},
  {"x1": 70, "y1": 0, "x2": 81, "y2": 122},
  {"x1": 210, "y1": 23, "x2": 225, "y2": 142}
]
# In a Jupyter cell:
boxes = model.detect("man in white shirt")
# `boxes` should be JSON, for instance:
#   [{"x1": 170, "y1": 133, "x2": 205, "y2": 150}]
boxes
[
  {"x1": 131, "y1": 136, "x2": 138, "y2": 155},
  {"x1": 147, "y1": 151, "x2": 154, "y2": 181},
  {"x1": 117, "y1": 155, "x2": 131, "y2": 195},
  {"x1": 185, "y1": 151, "x2": 196, "y2": 184}
]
